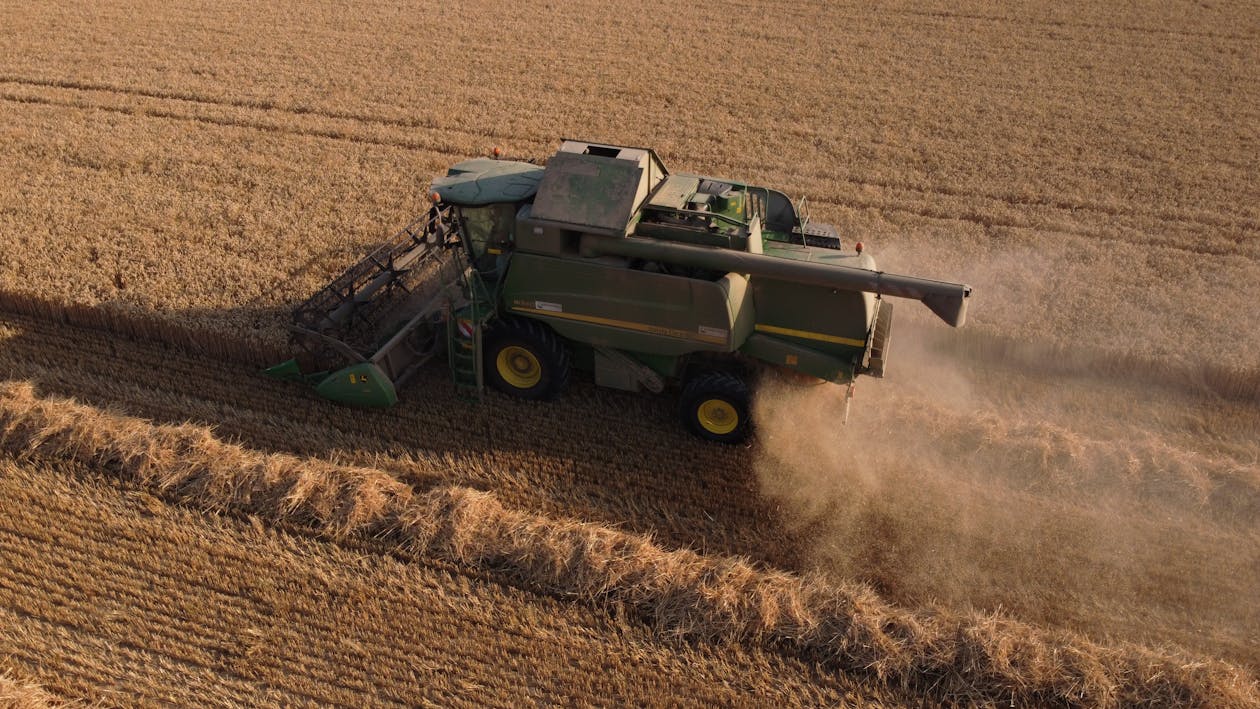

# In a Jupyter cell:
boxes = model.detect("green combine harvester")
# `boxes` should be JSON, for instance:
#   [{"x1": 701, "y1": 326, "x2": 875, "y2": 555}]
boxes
[{"x1": 266, "y1": 141, "x2": 972, "y2": 442}]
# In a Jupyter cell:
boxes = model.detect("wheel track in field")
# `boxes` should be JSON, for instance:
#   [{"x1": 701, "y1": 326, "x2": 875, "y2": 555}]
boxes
[
  {"x1": 0, "y1": 74, "x2": 506, "y2": 140},
  {"x1": 883, "y1": 8, "x2": 1259, "y2": 42},
  {"x1": 809, "y1": 192, "x2": 1255, "y2": 259},
  {"x1": 685, "y1": 158, "x2": 1260, "y2": 248},
  {"x1": 0, "y1": 91, "x2": 470, "y2": 157},
  {"x1": 3, "y1": 75, "x2": 1258, "y2": 252},
  {"x1": 714, "y1": 1, "x2": 1260, "y2": 42}
]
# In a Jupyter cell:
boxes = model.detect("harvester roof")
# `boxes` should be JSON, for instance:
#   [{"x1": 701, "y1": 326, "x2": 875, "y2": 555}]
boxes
[{"x1": 430, "y1": 158, "x2": 544, "y2": 206}]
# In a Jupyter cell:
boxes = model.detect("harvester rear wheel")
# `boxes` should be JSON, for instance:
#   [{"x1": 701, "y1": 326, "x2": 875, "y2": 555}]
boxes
[
  {"x1": 484, "y1": 317, "x2": 570, "y2": 400},
  {"x1": 679, "y1": 371, "x2": 751, "y2": 444}
]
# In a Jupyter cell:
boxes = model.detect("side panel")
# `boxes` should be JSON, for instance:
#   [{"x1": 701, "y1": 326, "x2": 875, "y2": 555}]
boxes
[
  {"x1": 501, "y1": 253, "x2": 746, "y2": 356},
  {"x1": 314, "y1": 363, "x2": 399, "y2": 407},
  {"x1": 739, "y1": 333, "x2": 855, "y2": 383},
  {"x1": 750, "y1": 278, "x2": 875, "y2": 358}
]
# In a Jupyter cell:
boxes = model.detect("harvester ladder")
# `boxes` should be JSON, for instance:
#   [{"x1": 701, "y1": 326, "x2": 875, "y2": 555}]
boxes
[
  {"x1": 446, "y1": 307, "x2": 483, "y2": 398},
  {"x1": 446, "y1": 269, "x2": 496, "y2": 400}
]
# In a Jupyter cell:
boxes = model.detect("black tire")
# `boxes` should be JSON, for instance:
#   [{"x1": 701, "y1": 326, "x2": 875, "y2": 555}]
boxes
[
  {"x1": 679, "y1": 371, "x2": 751, "y2": 444},
  {"x1": 483, "y1": 317, "x2": 570, "y2": 400}
]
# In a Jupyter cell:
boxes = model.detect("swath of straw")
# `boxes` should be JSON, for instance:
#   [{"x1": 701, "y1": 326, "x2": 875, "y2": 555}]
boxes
[{"x1": 0, "y1": 382, "x2": 1256, "y2": 708}]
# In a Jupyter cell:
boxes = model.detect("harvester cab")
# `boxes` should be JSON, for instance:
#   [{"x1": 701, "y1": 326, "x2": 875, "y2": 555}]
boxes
[{"x1": 266, "y1": 140, "x2": 972, "y2": 442}]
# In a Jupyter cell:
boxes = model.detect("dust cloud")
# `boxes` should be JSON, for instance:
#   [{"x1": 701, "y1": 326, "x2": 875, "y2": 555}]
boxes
[{"x1": 752, "y1": 253, "x2": 1260, "y2": 667}]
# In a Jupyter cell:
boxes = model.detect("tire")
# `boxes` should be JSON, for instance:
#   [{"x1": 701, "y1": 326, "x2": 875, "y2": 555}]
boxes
[
  {"x1": 679, "y1": 371, "x2": 751, "y2": 444},
  {"x1": 484, "y1": 317, "x2": 570, "y2": 400}
]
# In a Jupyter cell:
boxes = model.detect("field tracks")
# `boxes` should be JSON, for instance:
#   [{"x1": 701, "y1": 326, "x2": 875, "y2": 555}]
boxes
[
  {"x1": 688, "y1": 153, "x2": 1260, "y2": 243},
  {"x1": 5, "y1": 72, "x2": 1257, "y2": 258},
  {"x1": 1, "y1": 382, "x2": 1257, "y2": 708},
  {"x1": 0, "y1": 74, "x2": 549, "y2": 158},
  {"x1": 882, "y1": 8, "x2": 1258, "y2": 42}
]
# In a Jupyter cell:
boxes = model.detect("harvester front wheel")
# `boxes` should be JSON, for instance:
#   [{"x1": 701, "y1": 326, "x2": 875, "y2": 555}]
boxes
[
  {"x1": 484, "y1": 318, "x2": 570, "y2": 400},
  {"x1": 679, "y1": 371, "x2": 751, "y2": 444}
]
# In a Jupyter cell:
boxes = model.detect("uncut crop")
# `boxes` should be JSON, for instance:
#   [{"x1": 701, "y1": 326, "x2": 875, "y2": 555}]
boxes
[{"x1": 1, "y1": 0, "x2": 1257, "y2": 366}]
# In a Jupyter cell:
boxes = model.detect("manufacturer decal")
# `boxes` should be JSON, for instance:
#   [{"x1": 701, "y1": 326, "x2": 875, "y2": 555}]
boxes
[
  {"x1": 698, "y1": 325, "x2": 728, "y2": 339},
  {"x1": 534, "y1": 301, "x2": 563, "y2": 313}
]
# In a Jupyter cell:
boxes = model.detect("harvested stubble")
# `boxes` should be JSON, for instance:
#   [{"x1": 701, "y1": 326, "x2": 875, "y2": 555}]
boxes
[
  {"x1": 2, "y1": 302, "x2": 1258, "y2": 671},
  {"x1": 0, "y1": 311, "x2": 796, "y2": 571},
  {"x1": 1, "y1": 382, "x2": 1256, "y2": 708},
  {"x1": 0, "y1": 458, "x2": 900, "y2": 707}
]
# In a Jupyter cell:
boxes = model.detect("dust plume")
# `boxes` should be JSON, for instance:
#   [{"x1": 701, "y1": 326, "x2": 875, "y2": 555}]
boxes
[{"x1": 753, "y1": 250, "x2": 1260, "y2": 669}]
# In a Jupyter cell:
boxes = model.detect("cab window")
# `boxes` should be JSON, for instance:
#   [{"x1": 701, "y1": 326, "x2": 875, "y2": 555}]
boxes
[{"x1": 458, "y1": 203, "x2": 517, "y2": 273}]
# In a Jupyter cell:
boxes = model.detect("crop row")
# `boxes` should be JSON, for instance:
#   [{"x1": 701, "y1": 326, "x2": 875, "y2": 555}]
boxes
[
  {"x1": 0, "y1": 455, "x2": 891, "y2": 707},
  {"x1": 1, "y1": 381, "x2": 1256, "y2": 707}
]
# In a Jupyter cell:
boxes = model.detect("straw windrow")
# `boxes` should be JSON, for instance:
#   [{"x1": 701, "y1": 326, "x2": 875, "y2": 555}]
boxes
[
  {"x1": 1, "y1": 382, "x2": 1255, "y2": 708},
  {"x1": 0, "y1": 671, "x2": 63, "y2": 709}
]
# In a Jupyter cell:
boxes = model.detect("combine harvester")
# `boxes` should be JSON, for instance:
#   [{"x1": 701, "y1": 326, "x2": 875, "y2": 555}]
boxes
[{"x1": 267, "y1": 141, "x2": 971, "y2": 442}]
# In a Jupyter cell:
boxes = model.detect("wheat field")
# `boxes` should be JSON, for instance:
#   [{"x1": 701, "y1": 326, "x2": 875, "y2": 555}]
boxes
[{"x1": 1, "y1": 0, "x2": 1258, "y2": 706}]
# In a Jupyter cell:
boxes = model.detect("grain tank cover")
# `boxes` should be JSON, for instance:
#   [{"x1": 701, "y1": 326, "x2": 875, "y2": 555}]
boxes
[
  {"x1": 530, "y1": 141, "x2": 668, "y2": 235},
  {"x1": 430, "y1": 158, "x2": 544, "y2": 206}
]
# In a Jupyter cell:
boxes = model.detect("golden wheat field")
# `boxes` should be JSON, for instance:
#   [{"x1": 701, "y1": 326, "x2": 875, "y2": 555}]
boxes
[{"x1": 1, "y1": 0, "x2": 1258, "y2": 706}]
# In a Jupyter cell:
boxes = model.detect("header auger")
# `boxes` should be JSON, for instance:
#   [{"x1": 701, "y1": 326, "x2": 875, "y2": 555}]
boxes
[{"x1": 267, "y1": 140, "x2": 972, "y2": 442}]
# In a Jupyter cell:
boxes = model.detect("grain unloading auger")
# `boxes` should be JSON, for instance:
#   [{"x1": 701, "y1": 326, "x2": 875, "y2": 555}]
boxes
[{"x1": 267, "y1": 140, "x2": 972, "y2": 442}]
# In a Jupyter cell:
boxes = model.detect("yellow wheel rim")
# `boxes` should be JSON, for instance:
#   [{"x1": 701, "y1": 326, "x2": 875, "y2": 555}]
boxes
[
  {"x1": 496, "y1": 346, "x2": 542, "y2": 389},
  {"x1": 696, "y1": 398, "x2": 739, "y2": 435}
]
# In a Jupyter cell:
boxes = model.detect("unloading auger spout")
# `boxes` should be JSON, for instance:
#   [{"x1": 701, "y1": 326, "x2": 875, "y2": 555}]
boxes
[{"x1": 580, "y1": 233, "x2": 972, "y2": 327}]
